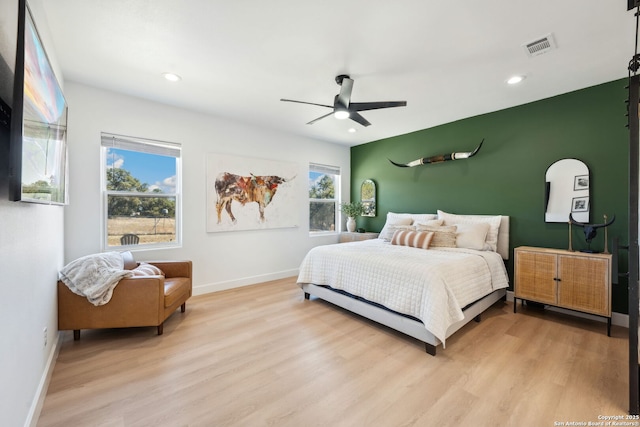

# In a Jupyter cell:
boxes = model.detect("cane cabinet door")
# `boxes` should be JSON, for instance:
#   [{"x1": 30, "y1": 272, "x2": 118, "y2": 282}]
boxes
[
  {"x1": 557, "y1": 254, "x2": 610, "y2": 316},
  {"x1": 514, "y1": 248, "x2": 558, "y2": 305}
]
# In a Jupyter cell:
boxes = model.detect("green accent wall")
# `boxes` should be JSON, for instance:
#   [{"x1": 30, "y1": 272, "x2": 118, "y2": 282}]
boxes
[{"x1": 351, "y1": 79, "x2": 630, "y2": 313}]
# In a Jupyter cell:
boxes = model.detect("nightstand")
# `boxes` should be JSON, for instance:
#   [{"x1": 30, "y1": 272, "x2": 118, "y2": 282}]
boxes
[
  {"x1": 514, "y1": 246, "x2": 612, "y2": 335},
  {"x1": 339, "y1": 232, "x2": 379, "y2": 243}
]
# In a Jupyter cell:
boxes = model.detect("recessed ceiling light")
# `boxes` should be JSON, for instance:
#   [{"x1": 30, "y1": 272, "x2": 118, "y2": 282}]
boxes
[
  {"x1": 507, "y1": 75, "x2": 525, "y2": 85},
  {"x1": 162, "y1": 72, "x2": 182, "y2": 82},
  {"x1": 348, "y1": 128, "x2": 356, "y2": 133}
]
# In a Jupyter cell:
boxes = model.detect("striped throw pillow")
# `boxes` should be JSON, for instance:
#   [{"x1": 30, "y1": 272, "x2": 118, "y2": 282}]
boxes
[
  {"x1": 131, "y1": 262, "x2": 164, "y2": 277},
  {"x1": 391, "y1": 230, "x2": 434, "y2": 250}
]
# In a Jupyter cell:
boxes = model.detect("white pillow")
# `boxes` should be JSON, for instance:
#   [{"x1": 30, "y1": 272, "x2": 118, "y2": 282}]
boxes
[
  {"x1": 379, "y1": 220, "x2": 413, "y2": 241},
  {"x1": 415, "y1": 219, "x2": 444, "y2": 228},
  {"x1": 410, "y1": 213, "x2": 438, "y2": 223},
  {"x1": 379, "y1": 212, "x2": 413, "y2": 241},
  {"x1": 437, "y1": 210, "x2": 502, "y2": 252},
  {"x1": 454, "y1": 222, "x2": 490, "y2": 251},
  {"x1": 379, "y1": 212, "x2": 437, "y2": 241}
]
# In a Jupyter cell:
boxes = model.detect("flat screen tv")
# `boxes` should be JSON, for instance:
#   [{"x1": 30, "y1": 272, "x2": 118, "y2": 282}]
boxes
[{"x1": 9, "y1": 0, "x2": 68, "y2": 205}]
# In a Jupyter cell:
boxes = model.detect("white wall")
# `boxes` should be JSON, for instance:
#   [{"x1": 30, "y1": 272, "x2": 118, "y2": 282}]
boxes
[
  {"x1": 63, "y1": 82, "x2": 351, "y2": 294},
  {"x1": 1, "y1": 4, "x2": 349, "y2": 423},
  {"x1": 0, "y1": 199, "x2": 62, "y2": 426},
  {"x1": 0, "y1": 2, "x2": 348, "y2": 424},
  {"x1": 0, "y1": 1, "x2": 65, "y2": 426}
]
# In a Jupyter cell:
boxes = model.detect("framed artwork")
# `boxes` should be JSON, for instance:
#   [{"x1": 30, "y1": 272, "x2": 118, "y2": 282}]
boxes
[
  {"x1": 574, "y1": 174, "x2": 589, "y2": 191},
  {"x1": 9, "y1": 0, "x2": 68, "y2": 204},
  {"x1": 572, "y1": 196, "x2": 589, "y2": 212},
  {"x1": 206, "y1": 153, "x2": 299, "y2": 232}
]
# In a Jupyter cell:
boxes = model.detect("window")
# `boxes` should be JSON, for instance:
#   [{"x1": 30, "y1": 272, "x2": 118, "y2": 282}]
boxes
[
  {"x1": 101, "y1": 133, "x2": 181, "y2": 249},
  {"x1": 309, "y1": 163, "x2": 340, "y2": 233}
]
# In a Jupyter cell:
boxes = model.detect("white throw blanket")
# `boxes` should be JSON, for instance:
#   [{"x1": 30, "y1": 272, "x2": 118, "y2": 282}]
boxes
[{"x1": 59, "y1": 252, "x2": 133, "y2": 306}]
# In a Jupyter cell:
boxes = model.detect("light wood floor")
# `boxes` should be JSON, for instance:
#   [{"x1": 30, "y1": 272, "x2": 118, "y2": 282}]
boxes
[{"x1": 38, "y1": 277, "x2": 629, "y2": 427}]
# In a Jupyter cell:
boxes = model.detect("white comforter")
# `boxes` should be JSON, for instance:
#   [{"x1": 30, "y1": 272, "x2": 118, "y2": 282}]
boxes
[{"x1": 297, "y1": 239, "x2": 509, "y2": 344}]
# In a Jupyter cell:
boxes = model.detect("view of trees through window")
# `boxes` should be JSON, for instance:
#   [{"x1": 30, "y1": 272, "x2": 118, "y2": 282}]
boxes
[
  {"x1": 107, "y1": 168, "x2": 176, "y2": 218},
  {"x1": 103, "y1": 138, "x2": 180, "y2": 248},
  {"x1": 309, "y1": 166, "x2": 339, "y2": 232}
]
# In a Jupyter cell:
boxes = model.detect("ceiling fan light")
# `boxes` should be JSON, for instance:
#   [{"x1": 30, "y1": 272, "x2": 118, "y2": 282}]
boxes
[
  {"x1": 162, "y1": 72, "x2": 182, "y2": 82},
  {"x1": 507, "y1": 75, "x2": 525, "y2": 85},
  {"x1": 334, "y1": 110, "x2": 350, "y2": 120}
]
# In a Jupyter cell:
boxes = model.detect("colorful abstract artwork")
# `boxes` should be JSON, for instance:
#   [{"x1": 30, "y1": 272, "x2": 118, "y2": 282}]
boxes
[
  {"x1": 206, "y1": 153, "x2": 299, "y2": 232},
  {"x1": 18, "y1": 5, "x2": 68, "y2": 204}
]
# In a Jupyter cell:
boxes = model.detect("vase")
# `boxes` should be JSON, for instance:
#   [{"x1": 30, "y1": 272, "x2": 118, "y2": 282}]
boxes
[{"x1": 347, "y1": 217, "x2": 356, "y2": 232}]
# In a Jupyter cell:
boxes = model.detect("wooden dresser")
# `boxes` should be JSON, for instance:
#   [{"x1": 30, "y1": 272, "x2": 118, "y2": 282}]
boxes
[
  {"x1": 513, "y1": 246, "x2": 612, "y2": 335},
  {"x1": 339, "y1": 232, "x2": 379, "y2": 243}
]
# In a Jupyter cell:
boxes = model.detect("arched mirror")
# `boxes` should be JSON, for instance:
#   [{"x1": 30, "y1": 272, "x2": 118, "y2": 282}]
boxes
[
  {"x1": 361, "y1": 179, "x2": 376, "y2": 217},
  {"x1": 545, "y1": 159, "x2": 590, "y2": 223}
]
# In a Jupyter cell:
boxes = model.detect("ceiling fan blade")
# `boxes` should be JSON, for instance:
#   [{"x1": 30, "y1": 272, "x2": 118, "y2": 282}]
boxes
[
  {"x1": 280, "y1": 99, "x2": 333, "y2": 109},
  {"x1": 336, "y1": 77, "x2": 353, "y2": 108},
  {"x1": 349, "y1": 112, "x2": 371, "y2": 127},
  {"x1": 307, "y1": 112, "x2": 334, "y2": 125},
  {"x1": 283, "y1": 76, "x2": 405, "y2": 127},
  {"x1": 349, "y1": 101, "x2": 407, "y2": 112}
]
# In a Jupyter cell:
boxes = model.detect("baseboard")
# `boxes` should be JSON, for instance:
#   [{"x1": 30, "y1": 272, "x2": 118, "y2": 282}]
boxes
[
  {"x1": 25, "y1": 331, "x2": 61, "y2": 427},
  {"x1": 505, "y1": 290, "x2": 629, "y2": 329},
  {"x1": 193, "y1": 268, "x2": 299, "y2": 296}
]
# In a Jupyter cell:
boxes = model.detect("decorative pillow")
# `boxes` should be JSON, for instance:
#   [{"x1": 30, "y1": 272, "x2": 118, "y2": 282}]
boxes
[
  {"x1": 391, "y1": 230, "x2": 434, "y2": 250},
  {"x1": 437, "y1": 210, "x2": 502, "y2": 252},
  {"x1": 454, "y1": 222, "x2": 490, "y2": 250},
  {"x1": 379, "y1": 214, "x2": 414, "y2": 241},
  {"x1": 409, "y1": 213, "x2": 438, "y2": 224},
  {"x1": 131, "y1": 262, "x2": 164, "y2": 277},
  {"x1": 414, "y1": 219, "x2": 444, "y2": 228},
  {"x1": 387, "y1": 224, "x2": 415, "y2": 236},
  {"x1": 416, "y1": 224, "x2": 457, "y2": 247},
  {"x1": 120, "y1": 251, "x2": 137, "y2": 270},
  {"x1": 379, "y1": 212, "x2": 438, "y2": 241}
]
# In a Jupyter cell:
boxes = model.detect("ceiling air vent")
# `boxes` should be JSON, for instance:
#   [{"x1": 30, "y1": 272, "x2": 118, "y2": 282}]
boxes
[{"x1": 523, "y1": 34, "x2": 556, "y2": 57}]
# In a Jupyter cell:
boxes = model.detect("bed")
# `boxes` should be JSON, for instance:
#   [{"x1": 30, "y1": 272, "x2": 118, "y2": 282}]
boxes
[{"x1": 297, "y1": 211, "x2": 510, "y2": 356}]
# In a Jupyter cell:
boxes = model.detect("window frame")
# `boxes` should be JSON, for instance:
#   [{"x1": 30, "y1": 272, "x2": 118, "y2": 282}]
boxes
[
  {"x1": 100, "y1": 133, "x2": 182, "y2": 251},
  {"x1": 308, "y1": 163, "x2": 340, "y2": 235}
]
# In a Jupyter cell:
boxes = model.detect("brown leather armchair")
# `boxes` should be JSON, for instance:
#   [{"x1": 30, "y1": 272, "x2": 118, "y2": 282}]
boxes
[{"x1": 58, "y1": 260, "x2": 192, "y2": 340}]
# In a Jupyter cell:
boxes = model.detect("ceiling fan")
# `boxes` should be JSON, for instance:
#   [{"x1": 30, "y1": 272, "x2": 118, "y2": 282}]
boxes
[{"x1": 280, "y1": 74, "x2": 407, "y2": 127}]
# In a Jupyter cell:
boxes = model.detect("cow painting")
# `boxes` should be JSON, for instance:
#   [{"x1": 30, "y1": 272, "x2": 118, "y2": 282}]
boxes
[{"x1": 215, "y1": 172, "x2": 288, "y2": 224}]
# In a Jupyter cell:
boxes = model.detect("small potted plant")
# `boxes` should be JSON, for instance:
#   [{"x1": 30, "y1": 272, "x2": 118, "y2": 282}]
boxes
[{"x1": 340, "y1": 201, "x2": 364, "y2": 232}]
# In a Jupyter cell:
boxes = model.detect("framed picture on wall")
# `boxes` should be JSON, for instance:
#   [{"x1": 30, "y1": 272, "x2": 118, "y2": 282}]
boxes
[
  {"x1": 571, "y1": 196, "x2": 589, "y2": 212},
  {"x1": 206, "y1": 153, "x2": 300, "y2": 232},
  {"x1": 9, "y1": 0, "x2": 68, "y2": 205},
  {"x1": 574, "y1": 174, "x2": 589, "y2": 191}
]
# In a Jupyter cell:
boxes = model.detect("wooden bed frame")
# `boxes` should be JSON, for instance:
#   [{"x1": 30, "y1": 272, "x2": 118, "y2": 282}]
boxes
[{"x1": 300, "y1": 216, "x2": 510, "y2": 356}]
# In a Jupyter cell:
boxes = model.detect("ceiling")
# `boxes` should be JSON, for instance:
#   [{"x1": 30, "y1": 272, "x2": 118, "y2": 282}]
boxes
[{"x1": 41, "y1": 1, "x2": 636, "y2": 146}]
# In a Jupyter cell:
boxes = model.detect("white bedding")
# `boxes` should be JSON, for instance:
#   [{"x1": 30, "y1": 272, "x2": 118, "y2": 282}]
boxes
[{"x1": 297, "y1": 239, "x2": 509, "y2": 345}]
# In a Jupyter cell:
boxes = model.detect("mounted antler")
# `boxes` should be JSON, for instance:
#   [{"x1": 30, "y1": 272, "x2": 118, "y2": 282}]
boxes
[
  {"x1": 569, "y1": 213, "x2": 616, "y2": 252},
  {"x1": 388, "y1": 139, "x2": 484, "y2": 168}
]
